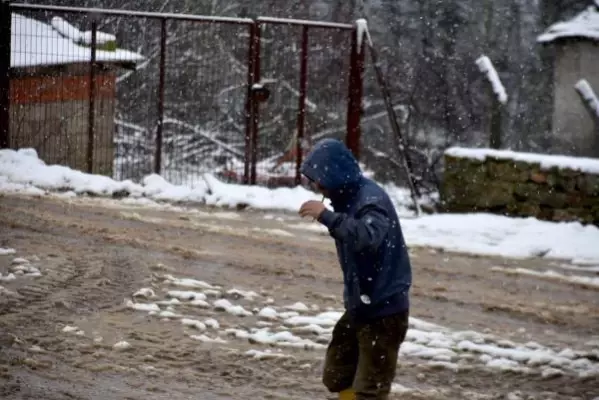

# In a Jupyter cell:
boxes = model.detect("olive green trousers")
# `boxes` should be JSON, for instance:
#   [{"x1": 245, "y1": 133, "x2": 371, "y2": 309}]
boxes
[{"x1": 322, "y1": 310, "x2": 409, "y2": 399}]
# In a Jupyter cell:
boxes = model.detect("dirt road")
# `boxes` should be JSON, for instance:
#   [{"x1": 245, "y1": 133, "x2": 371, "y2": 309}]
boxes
[{"x1": 0, "y1": 194, "x2": 597, "y2": 400}]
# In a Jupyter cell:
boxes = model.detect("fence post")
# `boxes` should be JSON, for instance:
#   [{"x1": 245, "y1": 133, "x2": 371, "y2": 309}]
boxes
[
  {"x1": 489, "y1": 101, "x2": 502, "y2": 149},
  {"x1": 295, "y1": 26, "x2": 309, "y2": 186},
  {"x1": 250, "y1": 21, "x2": 262, "y2": 185},
  {"x1": 0, "y1": 0, "x2": 12, "y2": 149},
  {"x1": 346, "y1": 26, "x2": 364, "y2": 160},
  {"x1": 243, "y1": 22, "x2": 256, "y2": 185},
  {"x1": 154, "y1": 17, "x2": 167, "y2": 175},
  {"x1": 86, "y1": 14, "x2": 98, "y2": 173}
]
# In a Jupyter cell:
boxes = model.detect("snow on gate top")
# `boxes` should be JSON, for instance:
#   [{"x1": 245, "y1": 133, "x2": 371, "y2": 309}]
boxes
[{"x1": 445, "y1": 147, "x2": 599, "y2": 175}]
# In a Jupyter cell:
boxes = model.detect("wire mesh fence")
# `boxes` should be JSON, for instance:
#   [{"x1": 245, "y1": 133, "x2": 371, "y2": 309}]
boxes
[
  {"x1": 244, "y1": 20, "x2": 357, "y2": 187},
  {"x1": 8, "y1": 8, "x2": 123, "y2": 176},
  {"x1": 3, "y1": 4, "x2": 362, "y2": 188}
]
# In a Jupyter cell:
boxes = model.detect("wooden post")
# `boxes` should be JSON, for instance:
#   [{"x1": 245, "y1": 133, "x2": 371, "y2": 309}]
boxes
[
  {"x1": 489, "y1": 95, "x2": 503, "y2": 149},
  {"x1": 476, "y1": 56, "x2": 507, "y2": 150}
]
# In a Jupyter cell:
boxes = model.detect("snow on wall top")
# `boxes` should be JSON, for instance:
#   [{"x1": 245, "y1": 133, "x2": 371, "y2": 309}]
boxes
[
  {"x1": 445, "y1": 147, "x2": 599, "y2": 174},
  {"x1": 537, "y1": 5, "x2": 599, "y2": 43},
  {"x1": 11, "y1": 13, "x2": 144, "y2": 68}
]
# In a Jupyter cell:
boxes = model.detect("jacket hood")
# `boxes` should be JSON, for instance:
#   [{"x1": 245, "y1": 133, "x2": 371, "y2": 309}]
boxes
[{"x1": 300, "y1": 138, "x2": 362, "y2": 193}]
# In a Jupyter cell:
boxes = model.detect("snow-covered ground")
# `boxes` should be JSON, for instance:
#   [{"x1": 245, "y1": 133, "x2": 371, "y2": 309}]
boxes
[
  {"x1": 1, "y1": 148, "x2": 599, "y2": 264},
  {"x1": 64, "y1": 273, "x2": 596, "y2": 380}
]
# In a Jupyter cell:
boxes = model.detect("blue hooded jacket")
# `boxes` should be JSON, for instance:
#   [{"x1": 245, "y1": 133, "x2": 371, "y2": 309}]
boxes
[{"x1": 300, "y1": 138, "x2": 412, "y2": 321}]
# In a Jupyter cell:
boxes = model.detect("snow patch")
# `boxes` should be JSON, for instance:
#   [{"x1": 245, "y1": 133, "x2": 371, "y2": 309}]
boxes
[
  {"x1": 245, "y1": 349, "x2": 294, "y2": 360},
  {"x1": 113, "y1": 341, "x2": 132, "y2": 351},
  {"x1": 181, "y1": 318, "x2": 206, "y2": 331},
  {"x1": 491, "y1": 266, "x2": 599, "y2": 289},
  {"x1": 133, "y1": 288, "x2": 156, "y2": 299},
  {"x1": 355, "y1": 18, "x2": 373, "y2": 49},
  {"x1": 163, "y1": 275, "x2": 219, "y2": 290},
  {"x1": 125, "y1": 300, "x2": 160, "y2": 313},
  {"x1": 166, "y1": 290, "x2": 208, "y2": 301},
  {"x1": 284, "y1": 302, "x2": 310, "y2": 312},
  {"x1": 189, "y1": 334, "x2": 227, "y2": 344},
  {"x1": 0, "y1": 248, "x2": 17, "y2": 256},
  {"x1": 213, "y1": 299, "x2": 252, "y2": 317}
]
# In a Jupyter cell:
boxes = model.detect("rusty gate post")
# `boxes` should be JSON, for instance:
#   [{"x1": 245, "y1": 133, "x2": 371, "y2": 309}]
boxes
[
  {"x1": 154, "y1": 17, "x2": 167, "y2": 175},
  {"x1": 295, "y1": 26, "x2": 309, "y2": 186},
  {"x1": 249, "y1": 21, "x2": 262, "y2": 185},
  {"x1": 243, "y1": 22, "x2": 256, "y2": 185},
  {"x1": 345, "y1": 25, "x2": 365, "y2": 161},
  {"x1": 0, "y1": 0, "x2": 11, "y2": 149},
  {"x1": 86, "y1": 15, "x2": 98, "y2": 173}
]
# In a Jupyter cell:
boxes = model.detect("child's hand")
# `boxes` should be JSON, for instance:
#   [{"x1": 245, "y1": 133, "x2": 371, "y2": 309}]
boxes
[{"x1": 299, "y1": 200, "x2": 326, "y2": 220}]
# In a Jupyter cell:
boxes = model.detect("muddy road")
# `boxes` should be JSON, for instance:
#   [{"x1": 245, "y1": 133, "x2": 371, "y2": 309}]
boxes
[{"x1": 0, "y1": 194, "x2": 597, "y2": 400}]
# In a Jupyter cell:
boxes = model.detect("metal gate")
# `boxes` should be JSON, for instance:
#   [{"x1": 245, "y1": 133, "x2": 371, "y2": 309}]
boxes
[
  {"x1": 1, "y1": 2, "x2": 364, "y2": 187},
  {"x1": 245, "y1": 18, "x2": 364, "y2": 187}
]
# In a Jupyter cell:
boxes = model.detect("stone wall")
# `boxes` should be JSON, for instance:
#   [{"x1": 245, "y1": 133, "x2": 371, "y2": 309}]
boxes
[{"x1": 441, "y1": 148, "x2": 599, "y2": 225}]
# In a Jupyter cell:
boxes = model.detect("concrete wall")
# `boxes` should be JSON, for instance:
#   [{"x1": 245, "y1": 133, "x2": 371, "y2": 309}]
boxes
[
  {"x1": 9, "y1": 73, "x2": 116, "y2": 176},
  {"x1": 552, "y1": 40, "x2": 599, "y2": 157}
]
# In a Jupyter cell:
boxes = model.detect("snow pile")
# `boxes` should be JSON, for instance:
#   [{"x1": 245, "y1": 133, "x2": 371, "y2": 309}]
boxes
[
  {"x1": 0, "y1": 148, "x2": 323, "y2": 211},
  {"x1": 445, "y1": 147, "x2": 599, "y2": 174},
  {"x1": 11, "y1": 13, "x2": 143, "y2": 67},
  {"x1": 475, "y1": 56, "x2": 508, "y2": 104},
  {"x1": 0, "y1": 148, "x2": 145, "y2": 196},
  {"x1": 575, "y1": 79, "x2": 599, "y2": 119},
  {"x1": 402, "y1": 213, "x2": 599, "y2": 263},
  {"x1": 538, "y1": 4, "x2": 599, "y2": 43}
]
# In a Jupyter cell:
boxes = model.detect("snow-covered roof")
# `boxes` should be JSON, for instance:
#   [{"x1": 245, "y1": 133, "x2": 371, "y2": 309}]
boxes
[
  {"x1": 11, "y1": 13, "x2": 144, "y2": 68},
  {"x1": 537, "y1": 4, "x2": 599, "y2": 43}
]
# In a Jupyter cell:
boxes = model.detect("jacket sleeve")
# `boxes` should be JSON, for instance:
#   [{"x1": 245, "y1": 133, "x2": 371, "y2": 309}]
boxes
[{"x1": 317, "y1": 203, "x2": 390, "y2": 252}]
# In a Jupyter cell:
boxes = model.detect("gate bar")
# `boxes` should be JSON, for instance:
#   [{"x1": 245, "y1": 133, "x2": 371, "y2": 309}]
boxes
[
  {"x1": 345, "y1": 26, "x2": 365, "y2": 160},
  {"x1": 86, "y1": 18, "x2": 97, "y2": 173},
  {"x1": 295, "y1": 26, "x2": 309, "y2": 186},
  {"x1": 256, "y1": 16, "x2": 353, "y2": 30},
  {"x1": 243, "y1": 22, "x2": 257, "y2": 185},
  {"x1": 249, "y1": 22, "x2": 262, "y2": 185},
  {"x1": 11, "y1": 3, "x2": 254, "y2": 24},
  {"x1": 154, "y1": 17, "x2": 167, "y2": 175},
  {"x1": 0, "y1": 0, "x2": 11, "y2": 149}
]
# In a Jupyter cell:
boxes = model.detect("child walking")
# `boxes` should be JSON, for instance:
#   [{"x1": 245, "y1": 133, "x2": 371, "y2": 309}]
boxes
[{"x1": 298, "y1": 138, "x2": 411, "y2": 400}]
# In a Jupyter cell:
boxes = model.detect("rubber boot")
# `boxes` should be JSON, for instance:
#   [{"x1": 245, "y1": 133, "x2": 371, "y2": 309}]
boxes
[{"x1": 338, "y1": 388, "x2": 356, "y2": 400}]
